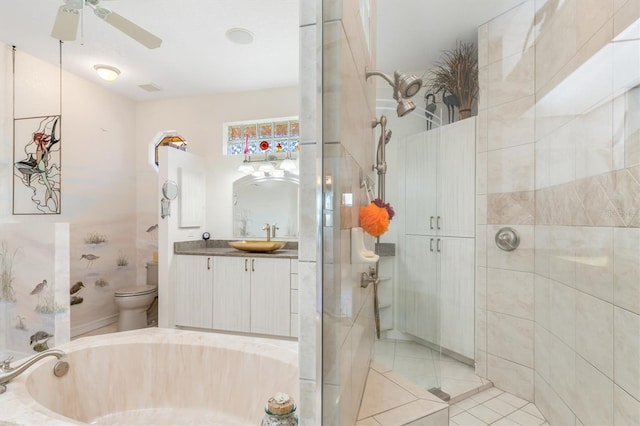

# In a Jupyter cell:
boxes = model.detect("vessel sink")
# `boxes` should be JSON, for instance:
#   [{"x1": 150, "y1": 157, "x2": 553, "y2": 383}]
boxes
[{"x1": 228, "y1": 240, "x2": 286, "y2": 253}]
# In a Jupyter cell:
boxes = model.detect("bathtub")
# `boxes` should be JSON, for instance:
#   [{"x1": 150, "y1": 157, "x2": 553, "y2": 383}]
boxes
[{"x1": 0, "y1": 328, "x2": 298, "y2": 425}]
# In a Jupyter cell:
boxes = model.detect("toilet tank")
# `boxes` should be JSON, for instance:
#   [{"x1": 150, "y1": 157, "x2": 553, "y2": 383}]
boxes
[{"x1": 146, "y1": 262, "x2": 159, "y2": 286}]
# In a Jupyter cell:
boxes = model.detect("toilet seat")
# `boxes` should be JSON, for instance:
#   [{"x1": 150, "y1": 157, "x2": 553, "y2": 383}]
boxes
[{"x1": 115, "y1": 285, "x2": 157, "y2": 297}]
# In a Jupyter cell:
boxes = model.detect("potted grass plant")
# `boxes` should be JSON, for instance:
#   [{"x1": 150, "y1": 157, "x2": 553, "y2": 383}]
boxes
[{"x1": 427, "y1": 41, "x2": 479, "y2": 121}]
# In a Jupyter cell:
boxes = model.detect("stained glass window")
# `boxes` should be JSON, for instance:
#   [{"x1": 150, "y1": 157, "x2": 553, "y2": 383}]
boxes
[{"x1": 223, "y1": 116, "x2": 299, "y2": 156}]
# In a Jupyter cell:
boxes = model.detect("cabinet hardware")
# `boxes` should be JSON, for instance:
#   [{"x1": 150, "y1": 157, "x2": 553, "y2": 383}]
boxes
[
  {"x1": 251, "y1": 259, "x2": 255, "y2": 272},
  {"x1": 430, "y1": 238, "x2": 434, "y2": 252},
  {"x1": 207, "y1": 257, "x2": 211, "y2": 270},
  {"x1": 436, "y1": 238, "x2": 441, "y2": 252},
  {"x1": 244, "y1": 259, "x2": 248, "y2": 272},
  {"x1": 430, "y1": 216, "x2": 434, "y2": 229},
  {"x1": 437, "y1": 216, "x2": 441, "y2": 230}
]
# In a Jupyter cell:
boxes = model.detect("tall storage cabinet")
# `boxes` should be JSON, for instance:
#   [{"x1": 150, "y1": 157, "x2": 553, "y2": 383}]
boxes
[{"x1": 401, "y1": 117, "x2": 476, "y2": 360}]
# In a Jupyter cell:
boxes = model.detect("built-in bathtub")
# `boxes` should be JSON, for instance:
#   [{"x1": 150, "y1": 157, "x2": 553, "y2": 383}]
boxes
[{"x1": 1, "y1": 328, "x2": 298, "y2": 425}]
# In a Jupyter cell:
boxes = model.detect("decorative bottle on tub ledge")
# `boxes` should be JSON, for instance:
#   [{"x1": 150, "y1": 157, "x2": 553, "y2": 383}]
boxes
[{"x1": 261, "y1": 392, "x2": 298, "y2": 425}]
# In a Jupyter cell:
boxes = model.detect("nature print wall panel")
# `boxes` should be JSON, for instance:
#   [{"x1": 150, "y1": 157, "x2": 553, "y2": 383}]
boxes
[{"x1": 13, "y1": 115, "x2": 61, "y2": 215}]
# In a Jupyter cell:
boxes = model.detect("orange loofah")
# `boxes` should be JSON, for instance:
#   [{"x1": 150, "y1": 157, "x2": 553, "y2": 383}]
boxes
[{"x1": 359, "y1": 202, "x2": 390, "y2": 237}]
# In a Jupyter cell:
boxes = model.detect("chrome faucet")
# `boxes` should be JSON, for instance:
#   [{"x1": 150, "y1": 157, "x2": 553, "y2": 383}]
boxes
[
  {"x1": 0, "y1": 349, "x2": 68, "y2": 394},
  {"x1": 262, "y1": 223, "x2": 271, "y2": 241},
  {"x1": 271, "y1": 223, "x2": 279, "y2": 240}
]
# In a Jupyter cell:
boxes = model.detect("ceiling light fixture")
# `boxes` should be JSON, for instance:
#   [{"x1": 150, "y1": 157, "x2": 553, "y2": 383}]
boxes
[
  {"x1": 279, "y1": 151, "x2": 297, "y2": 171},
  {"x1": 225, "y1": 28, "x2": 255, "y2": 45},
  {"x1": 238, "y1": 152, "x2": 297, "y2": 176},
  {"x1": 94, "y1": 64, "x2": 120, "y2": 81},
  {"x1": 237, "y1": 155, "x2": 255, "y2": 173}
]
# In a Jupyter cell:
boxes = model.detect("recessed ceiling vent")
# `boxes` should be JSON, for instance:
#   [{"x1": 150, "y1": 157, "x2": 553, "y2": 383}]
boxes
[{"x1": 138, "y1": 83, "x2": 162, "y2": 92}]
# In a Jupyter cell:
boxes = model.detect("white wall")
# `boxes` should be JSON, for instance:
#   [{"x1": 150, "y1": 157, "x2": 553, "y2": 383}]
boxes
[
  {"x1": 134, "y1": 87, "x2": 299, "y2": 265},
  {"x1": 0, "y1": 41, "x2": 299, "y2": 336},
  {"x1": 157, "y1": 147, "x2": 207, "y2": 328},
  {"x1": 0, "y1": 43, "x2": 138, "y2": 336}
]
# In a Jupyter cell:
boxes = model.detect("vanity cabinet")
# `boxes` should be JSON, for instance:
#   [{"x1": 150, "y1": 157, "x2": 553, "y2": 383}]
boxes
[
  {"x1": 174, "y1": 254, "x2": 293, "y2": 337},
  {"x1": 213, "y1": 256, "x2": 291, "y2": 336},
  {"x1": 212, "y1": 257, "x2": 250, "y2": 332},
  {"x1": 174, "y1": 255, "x2": 213, "y2": 329}
]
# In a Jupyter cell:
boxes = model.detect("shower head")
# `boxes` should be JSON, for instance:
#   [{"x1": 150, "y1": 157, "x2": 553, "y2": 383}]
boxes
[
  {"x1": 366, "y1": 68, "x2": 423, "y2": 117},
  {"x1": 396, "y1": 98, "x2": 417, "y2": 117},
  {"x1": 394, "y1": 71, "x2": 422, "y2": 99}
]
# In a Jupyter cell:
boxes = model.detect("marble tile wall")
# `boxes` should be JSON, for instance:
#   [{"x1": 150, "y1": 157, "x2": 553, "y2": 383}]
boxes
[
  {"x1": 297, "y1": 0, "x2": 321, "y2": 423},
  {"x1": 299, "y1": 0, "x2": 378, "y2": 424},
  {"x1": 479, "y1": 1, "x2": 640, "y2": 425},
  {"x1": 477, "y1": 0, "x2": 537, "y2": 402}
]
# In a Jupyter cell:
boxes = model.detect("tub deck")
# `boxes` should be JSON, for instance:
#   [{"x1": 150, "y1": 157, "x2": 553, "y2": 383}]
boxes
[{"x1": 0, "y1": 328, "x2": 298, "y2": 425}]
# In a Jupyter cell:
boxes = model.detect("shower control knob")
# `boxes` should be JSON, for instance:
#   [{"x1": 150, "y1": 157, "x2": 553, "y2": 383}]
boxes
[{"x1": 495, "y1": 227, "x2": 519, "y2": 251}]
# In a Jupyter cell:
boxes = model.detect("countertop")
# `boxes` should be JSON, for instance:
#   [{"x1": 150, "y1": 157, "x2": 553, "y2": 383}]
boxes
[
  {"x1": 174, "y1": 240, "x2": 394, "y2": 259},
  {"x1": 174, "y1": 240, "x2": 298, "y2": 259}
]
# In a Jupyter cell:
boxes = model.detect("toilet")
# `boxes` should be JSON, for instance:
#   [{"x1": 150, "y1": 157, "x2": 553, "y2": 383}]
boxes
[{"x1": 114, "y1": 262, "x2": 158, "y2": 331}]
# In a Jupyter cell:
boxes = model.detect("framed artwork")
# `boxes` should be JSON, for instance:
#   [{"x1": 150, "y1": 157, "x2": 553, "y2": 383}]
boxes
[{"x1": 13, "y1": 115, "x2": 61, "y2": 214}]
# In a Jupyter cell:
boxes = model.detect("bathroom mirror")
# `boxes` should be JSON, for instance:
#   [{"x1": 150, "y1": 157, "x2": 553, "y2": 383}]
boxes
[
  {"x1": 232, "y1": 172, "x2": 299, "y2": 240},
  {"x1": 162, "y1": 180, "x2": 179, "y2": 200}
]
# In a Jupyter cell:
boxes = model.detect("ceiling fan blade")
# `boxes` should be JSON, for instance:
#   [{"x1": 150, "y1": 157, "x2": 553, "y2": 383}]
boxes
[
  {"x1": 94, "y1": 7, "x2": 162, "y2": 49},
  {"x1": 51, "y1": 6, "x2": 80, "y2": 41}
]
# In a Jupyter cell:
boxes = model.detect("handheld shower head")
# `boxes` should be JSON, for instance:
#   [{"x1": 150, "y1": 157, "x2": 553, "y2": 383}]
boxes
[
  {"x1": 384, "y1": 128, "x2": 392, "y2": 144},
  {"x1": 396, "y1": 98, "x2": 416, "y2": 117}
]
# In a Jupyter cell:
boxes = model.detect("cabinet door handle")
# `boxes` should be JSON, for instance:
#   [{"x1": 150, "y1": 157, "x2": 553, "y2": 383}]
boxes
[
  {"x1": 251, "y1": 259, "x2": 255, "y2": 272},
  {"x1": 436, "y1": 238, "x2": 441, "y2": 252},
  {"x1": 437, "y1": 216, "x2": 441, "y2": 230},
  {"x1": 430, "y1": 238, "x2": 434, "y2": 252},
  {"x1": 430, "y1": 216, "x2": 434, "y2": 230},
  {"x1": 207, "y1": 257, "x2": 211, "y2": 270},
  {"x1": 245, "y1": 258, "x2": 248, "y2": 272}
]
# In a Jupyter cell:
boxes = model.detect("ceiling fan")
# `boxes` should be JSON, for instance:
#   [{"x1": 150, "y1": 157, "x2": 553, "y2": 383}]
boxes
[{"x1": 51, "y1": 0, "x2": 162, "y2": 49}]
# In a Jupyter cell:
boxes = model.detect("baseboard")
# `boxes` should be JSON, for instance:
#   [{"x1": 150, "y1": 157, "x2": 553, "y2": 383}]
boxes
[
  {"x1": 379, "y1": 329, "x2": 414, "y2": 341},
  {"x1": 71, "y1": 314, "x2": 119, "y2": 338}
]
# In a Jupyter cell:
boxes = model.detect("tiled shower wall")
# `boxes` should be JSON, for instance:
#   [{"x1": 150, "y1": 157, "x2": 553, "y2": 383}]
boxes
[
  {"x1": 298, "y1": 0, "x2": 379, "y2": 424},
  {"x1": 477, "y1": 0, "x2": 640, "y2": 425}
]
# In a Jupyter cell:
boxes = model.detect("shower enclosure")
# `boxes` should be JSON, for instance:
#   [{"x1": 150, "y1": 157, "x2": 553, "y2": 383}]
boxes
[{"x1": 369, "y1": 100, "x2": 477, "y2": 399}]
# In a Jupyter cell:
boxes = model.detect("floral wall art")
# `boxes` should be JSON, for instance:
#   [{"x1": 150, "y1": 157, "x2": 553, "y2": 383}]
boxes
[{"x1": 13, "y1": 115, "x2": 62, "y2": 214}]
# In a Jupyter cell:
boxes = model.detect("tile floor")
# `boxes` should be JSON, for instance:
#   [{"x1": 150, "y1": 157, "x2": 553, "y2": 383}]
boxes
[
  {"x1": 357, "y1": 339, "x2": 549, "y2": 425},
  {"x1": 372, "y1": 339, "x2": 490, "y2": 401},
  {"x1": 449, "y1": 387, "x2": 548, "y2": 426}
]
